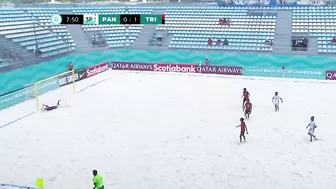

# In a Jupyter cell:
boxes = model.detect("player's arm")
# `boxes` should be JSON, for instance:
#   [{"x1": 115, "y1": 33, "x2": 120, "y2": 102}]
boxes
[
  {"x1": 250, "y1": 103, "x2": 252, "y2": 112},
  {"x1": 280, "y1": 97, "x2": 283, "y2": 102},
  {"x1": 245, "y1": 125, "x2": 248, "y2": 133},
  {"x1": 272, "y1": 96, "x2": 274, "y2": 102},
  {"x1": 93, "y1": 178, "x2": 97, "y2": 189},
  {"x1": 306, "y1": 123, "x2": 310, "y2": 129}
]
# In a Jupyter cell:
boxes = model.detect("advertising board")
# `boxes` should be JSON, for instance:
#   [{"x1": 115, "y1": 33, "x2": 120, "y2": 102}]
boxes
[
  {"x1": 0, "y1": 78, "x2": 59, "y2": 110},
  {"x1": 243, "y1": 67, "x2": 325, "y2": 80},
  {"x1": 111, "y1": 62, "x2": 153, "y2": 71},
  {"x1": 58, "y1": 69, "x2": 87, "y2": 87},
  {"x1": 325, "y1": 70, "x2": 336, "y2": 80},
  {"x1": 86, "y1": 62, "x2": 109, "y2": 78},
  {"x1": 111, "y1": 62, "x2": 242, "y2": 76}
]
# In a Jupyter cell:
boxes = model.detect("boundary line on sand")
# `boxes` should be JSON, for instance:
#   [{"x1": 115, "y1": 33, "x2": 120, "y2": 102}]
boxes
[
  {"x1": 77, "y1": 76, "x2": 114, "y2": 93},
  {"x1": 0, "y1": 183, "x2": 39, "y2": 189},
  {"x1": 0, "y1": 112, "x2": 35, "y2": 129},
  {"x1": 112, "y1": 70, "x2": 336, "y2": 85}
]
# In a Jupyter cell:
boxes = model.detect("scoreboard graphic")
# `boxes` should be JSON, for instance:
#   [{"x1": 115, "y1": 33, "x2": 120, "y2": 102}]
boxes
[{"x1": 51, "y1": 14, "x2": 165, "y2": 25}]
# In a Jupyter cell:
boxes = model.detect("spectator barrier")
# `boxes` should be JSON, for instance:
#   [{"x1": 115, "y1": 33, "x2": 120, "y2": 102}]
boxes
[
  {"x1": 0, "y1": 63, "x2": 107, "y2": 110},
  {"x1": 1, "y1": 50, "x2": 336, "y2": 110},
  {"x1": 2, "y1": 50, "x2": 336, "y2": 96}
]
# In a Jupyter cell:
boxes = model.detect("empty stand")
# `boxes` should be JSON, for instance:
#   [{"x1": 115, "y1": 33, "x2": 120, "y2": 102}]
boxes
[
  {"x1": 0, "y1": 7, "x2": 75, "y2": 61},
  {"x1": 157, "y1": 7, "x2": 275, "y2": 52},
  {"x1": 292, "y1": 7, "x2": 336, "y2": 54},
  {"x1": 74, "y1": 7, "x2": 152, "y2": 48},
  {"x1": 1, "y1": 4, "x2": 336, "y2": 63}
]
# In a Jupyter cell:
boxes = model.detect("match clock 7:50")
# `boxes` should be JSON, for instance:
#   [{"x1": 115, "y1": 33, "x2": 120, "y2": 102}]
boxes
[{"x1": 51, "y1": 14, "x2": 84, "y2": 25}]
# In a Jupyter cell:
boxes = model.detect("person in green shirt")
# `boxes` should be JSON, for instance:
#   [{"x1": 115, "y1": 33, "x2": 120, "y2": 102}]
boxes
[{"x1": 92, "y1": 170, "x2": 104, "y2": 189}]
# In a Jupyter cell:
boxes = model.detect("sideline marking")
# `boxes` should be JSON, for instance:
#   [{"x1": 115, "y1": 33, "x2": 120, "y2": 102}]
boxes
[
  {"x1": 0, "y1": 183, "x2": 39, "y2": 189},
  {"x1": 112, "y1": 70, "x2": 336, "y2": 85},
  {"x1": 77, "y1": 76, "x2": 115, "y2": 93},
  {"x1": 0, "y1": 112, "x2": 35, "y2": 129}
]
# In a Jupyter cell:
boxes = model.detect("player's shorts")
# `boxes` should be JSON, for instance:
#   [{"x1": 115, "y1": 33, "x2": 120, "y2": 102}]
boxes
[
  {"x1": 243, "y1": 98, "x2": 249, "y2": 103},
  {"x1": 240, "y1": 131, "x2": 245, "y2": 136},
  {"x1": 46, "y1": 106, "x2": 57, "y2": 111},
  {"x1": 245, "y1": 110, "x2": 251, "y2": 115},
  {"x1": 308, "y1": 129, "x2": 315, "y2": 135}
]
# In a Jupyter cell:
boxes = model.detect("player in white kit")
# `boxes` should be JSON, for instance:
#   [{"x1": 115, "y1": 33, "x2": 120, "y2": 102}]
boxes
[
  {"x1": 306, "y1": 116, "x2": 317, "y2": 142},
  {"x1": 272, "y1": 92, "x2": 283, "y2": 111}
]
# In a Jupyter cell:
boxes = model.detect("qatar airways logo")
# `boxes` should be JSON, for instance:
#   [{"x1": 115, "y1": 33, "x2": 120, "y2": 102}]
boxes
[
  {"x1": 326, "y1": 71, "x2": 336, "y2": 80},
  {"x1": 87, "y1": 62, "x2": 109, "y2": 77},
  {"x1": 153, "y1": 64, "x2": 197, "y2": 73}
]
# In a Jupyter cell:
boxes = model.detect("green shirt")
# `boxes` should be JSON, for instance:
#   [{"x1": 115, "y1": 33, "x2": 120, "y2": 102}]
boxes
[{"x1": 93, "y1": 174, "x2": 103, "y2": 189}]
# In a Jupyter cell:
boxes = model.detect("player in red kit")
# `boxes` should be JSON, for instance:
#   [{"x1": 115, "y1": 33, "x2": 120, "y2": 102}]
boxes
[
  {"x1": 236, "y1": 118, "x2": 248, "y2": 143},
  {"x1": 242, "y1": 88, "x2": 250, "y2": 109},
  {"x1": 243, "y1": 99, "x2": 252, "y2": 119}
]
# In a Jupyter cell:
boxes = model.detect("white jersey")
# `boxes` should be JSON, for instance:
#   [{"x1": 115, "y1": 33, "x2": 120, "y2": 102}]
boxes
[
  {"x1": 273, "y1": 95, "x2": 282, "y2": 105},
  {"x1": 308, "y1": 121, "x2": 317, "y2": 134}
]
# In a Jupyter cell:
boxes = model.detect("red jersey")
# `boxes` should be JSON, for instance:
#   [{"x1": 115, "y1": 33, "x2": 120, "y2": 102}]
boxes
[
  {"x1": 68, "y1": 63, "x2": 73, "y2": 70},
  {"x1": 243, "y1": 91, "x2": 249, "y2": 100},
  {"x1": 240, "y1": 121, "x2": 246, "y2": 132},
  {"x1": 245, "y1": 102, "x2": 252, "y2": 111}
]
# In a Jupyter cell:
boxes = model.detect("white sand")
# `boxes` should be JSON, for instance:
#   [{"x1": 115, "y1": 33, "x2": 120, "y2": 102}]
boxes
[{"x1": 1, "y1": 70, "x2": 336, "y2": 189}]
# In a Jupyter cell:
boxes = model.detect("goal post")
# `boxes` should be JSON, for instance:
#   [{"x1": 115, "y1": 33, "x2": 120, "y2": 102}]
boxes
[{"x1": 34, "y1": 69, "x2": 76, "y2": 112}]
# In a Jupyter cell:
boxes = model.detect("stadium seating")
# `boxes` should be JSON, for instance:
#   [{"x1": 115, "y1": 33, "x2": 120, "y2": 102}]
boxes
[
  {"x1": 0, "y1": 59, "x2": 9, "y2": 68},
  {"x1": 74, "y1": 7, "x2": 152, "y2": 48},
  {"x1": 0, "y1": 8, "x2": 75, "y2": 58},
  {"x1": 1, "y1": 5, "x2": 336, "y2": 57},
  {"x1": 157, "y1": 7, "x2": 275, "y2": 52},
  {"x1": 292, "y1": 7, "x2": 336, "y2": 53}
]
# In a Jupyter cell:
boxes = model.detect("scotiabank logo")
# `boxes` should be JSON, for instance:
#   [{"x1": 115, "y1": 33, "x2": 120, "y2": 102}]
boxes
[
  {"x1": 87, "y1": 62, "x2": 109, "y2": 77},
  {"x1": 153, "y1": 64, "x2": 197, "y2": 73}
]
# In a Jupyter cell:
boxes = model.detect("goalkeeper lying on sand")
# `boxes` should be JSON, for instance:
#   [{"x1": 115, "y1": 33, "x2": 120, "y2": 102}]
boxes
[{"x1": 41, "y1": 100, "x2": 61, "y2": 111}]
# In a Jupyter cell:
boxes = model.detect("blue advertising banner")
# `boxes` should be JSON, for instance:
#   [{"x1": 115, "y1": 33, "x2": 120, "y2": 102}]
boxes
[
  {"x1": 243, "y1": 67, "x2": 326, "y2": 80},
  {"x1": 0, "y1": 78, "x2": 59, "y2": 110}
]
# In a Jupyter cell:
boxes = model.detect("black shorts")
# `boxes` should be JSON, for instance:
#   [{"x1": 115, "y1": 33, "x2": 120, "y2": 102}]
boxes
[
  {"x1": 245, "y1": 110, "x2": 251, "y2": 115},
  {"x1": 240, "y1": 131, "x2": 245, "y2": 136}
]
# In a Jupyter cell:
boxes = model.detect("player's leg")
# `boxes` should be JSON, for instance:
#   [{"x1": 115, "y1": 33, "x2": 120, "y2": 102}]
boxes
[
  {"x1": 242, "y1": 99, "x2": 246, "y2": 109},
  {"x1": 239, "y1": 132, "x2": 243, "y2": 142},
  {"x1": 308, "y1": 133, "x2": 316, "y2": 142},
  {"x1": 57, "y1": 100, "x2": 61, "y2": 106},
  {"x1": 242, "y1": 132, "x2": 246, "y2": 142}
]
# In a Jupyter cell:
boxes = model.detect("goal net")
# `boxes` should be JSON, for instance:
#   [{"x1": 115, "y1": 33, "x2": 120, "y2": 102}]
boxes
[{"x1": 34, "y1": 70, "x2": 76, "y2": 111}]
